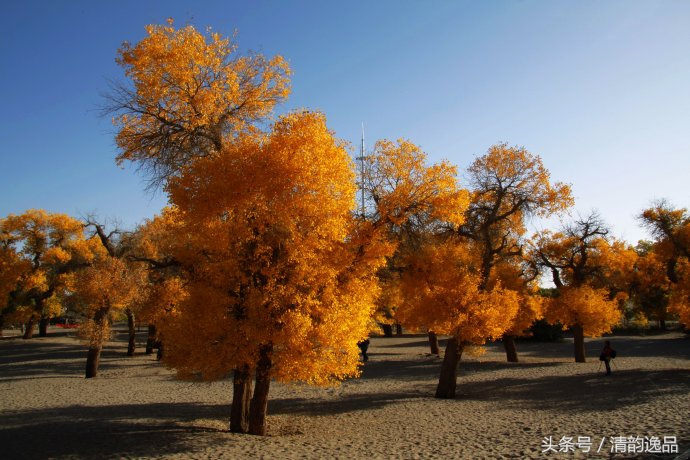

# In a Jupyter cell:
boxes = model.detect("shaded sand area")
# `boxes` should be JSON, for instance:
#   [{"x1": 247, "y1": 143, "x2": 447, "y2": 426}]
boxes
[{"x1": 1, "y1": 327, "x2": 688, "y2": 459}]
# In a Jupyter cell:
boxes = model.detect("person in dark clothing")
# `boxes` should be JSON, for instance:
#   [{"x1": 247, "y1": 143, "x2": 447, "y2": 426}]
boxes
[
  {"x1": 600, "y1": 340, "x2": 615, "y2": 375},
  {"x1": 358, "y1": 338, "x2": 370, "y2": 362}
]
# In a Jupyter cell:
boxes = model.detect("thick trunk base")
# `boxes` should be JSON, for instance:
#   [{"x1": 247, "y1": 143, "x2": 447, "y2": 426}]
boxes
[
  {"x1": 395, "y1": 323, "x2": 403, "y2": 336},
  {"x1": 23, "y1": 318, "x2": 36, "y2": 339},
  {"x1": 85, "y1": 347, "x2": 102, "y2": 378},
  {"x1": 146, "y1": 324, "x2": 157, "y2": 354},
  {"x1": 126, "y1": 311, "x2": 136, "y2": 356},
  {"x1": 573, "y1": 324, "x2": 586, "y2": 363},
  {"x1": 38, "y1": 316, "x2": 49, "y2": 337},
  {"x1": 248, "y1": 345, "x2": 273, "y2": 436},
  {"x1": 502, "y1": 334, "x2": 519, "y2": 362},
  {"x1": 231, "y1": 367, "x2": 253, "y2": 433},
  {"x1": 435, "y1": 337, "x2": 463, "y2": 399},
  {"x1": 428, "y1": 331, "x2": 440, "y2": 355},
  {"x1": 381, "y1": 324, "x2": 393, "y2": 337}
]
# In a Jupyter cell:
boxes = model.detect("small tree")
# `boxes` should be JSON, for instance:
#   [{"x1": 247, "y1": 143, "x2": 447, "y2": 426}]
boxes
[
  {"x1": 0, "y1": 210, "x2": 99, "y2": 338},
  {"x1": 531, "y1": 213, "x2": 625, "y2": 362},
  {"x1": 397, "y1": 239, "x2": 519, "y2": 398}
]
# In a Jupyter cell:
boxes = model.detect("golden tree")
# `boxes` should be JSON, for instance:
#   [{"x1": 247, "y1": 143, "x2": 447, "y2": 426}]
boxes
[
  {"x1": 639, "y1": 201, "x2": 690, "y2": 327},
  {"x1": 0, "y1": 210, "x2": 100, "y2": 338},
  {"x1": 362, "y1": 139, "x2": 469, "y2": 343},
  {"x1": 397, "y1": 239, "x2": 519, "y2": 398},
  {"x1": 107, "y1": 20, "x2": 291, "y2": 186},
  {"x1": 156, "y1": 112, "x2": 387, "y2": 435},
  {"x1": 531, "y1": 213, "x2": 624, "y2": 362},
  {"x1": 70, "y1": 256, "x2": 145, "y2": 378},
  {"x1": 458, "y1": 143, "x2": 572, "y2": 362},
  {"x1": 0, "y1": 240, "x2": 30, "y2": 335}
]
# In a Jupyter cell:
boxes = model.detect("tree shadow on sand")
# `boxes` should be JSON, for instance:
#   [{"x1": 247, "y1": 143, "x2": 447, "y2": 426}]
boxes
[{"x1": 0, "y1": 402, "x2": 231, "y2": 459}]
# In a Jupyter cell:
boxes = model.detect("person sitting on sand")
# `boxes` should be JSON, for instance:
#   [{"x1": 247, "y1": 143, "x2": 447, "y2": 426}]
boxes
[{"x1": 599, "y1": 340, "x2": 616, "y2": 376}]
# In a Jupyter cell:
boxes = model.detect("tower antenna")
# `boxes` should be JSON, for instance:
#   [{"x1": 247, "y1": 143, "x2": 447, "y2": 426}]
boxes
[{"x1": 358, "y1": 123, "x2": 366, "y2": 218}]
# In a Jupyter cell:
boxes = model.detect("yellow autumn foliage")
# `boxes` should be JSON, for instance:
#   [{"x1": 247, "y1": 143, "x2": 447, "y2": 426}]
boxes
[
  {"x1": 546, "y1": 285, "x2": 622, "y2": 337},
  {"x1": 156, "y1": 111, "x2": 386, "y2": 384},
  {"x1": 398, "y1": 239, "x2": 519, "y2": 344}
]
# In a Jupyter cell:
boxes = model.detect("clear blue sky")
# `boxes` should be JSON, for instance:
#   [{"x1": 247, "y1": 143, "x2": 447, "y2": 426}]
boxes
[{"x1": 1, "y1": 0, "x2": 689, "y2": 244}]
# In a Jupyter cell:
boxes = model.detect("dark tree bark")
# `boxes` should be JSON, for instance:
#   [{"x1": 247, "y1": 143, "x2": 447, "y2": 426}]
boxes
[
  {"x1": 395, "y1": 323, "x2": 403, "y2": 336},
  {"x1": 38, "y1": 315, "x2": 49, "y2": 337},
  {"x1": 126, "y1": 310, "x2": 136, "y2": 356},
  {"x1": 0, "y1": 315, "x2": 4, "y2": 337},
  {"x1": 248, "y1": 344, "x2": 273, "y2": 435},
  {"x1": 156, "y1": 342, "x2": 164, "y2": 361},
  {"x1": 231, "y1": 366, "x2": 253, "y2": 433},
  {"x1": 23, "y1": 317, "x2": 36, "y2": 339},
  {"x1": 381, "y1": 324, "x2": 393, "y2": 337},
  {"x1": 146, "y1": 324, "x2": 157, "y2": 354},
  {"x1": 428, "y1": 331, "x2": 440, "y2": 355},
  {"x1": 85, "y1": 346, "x2": 102, "y2": 378},
  {"x1": 435, "y1": 336, "x2": 464, "y2": 399},
  {"x1": 502, "y1": 333, "x2": 519, "y2": 362},
  {"x1": 573, "y1": 324, "x2": 586, "y2": 363}
]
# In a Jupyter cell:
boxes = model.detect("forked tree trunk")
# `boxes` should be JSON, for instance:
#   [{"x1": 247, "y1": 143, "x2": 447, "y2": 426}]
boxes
[
  {"x1": 249, "y1": 344, "x2": 273, "y2": 435},
  {"x1": 38, "y1": 315, "x2": 49, "y2": 337},
  {"x1": 126, "y1": 310, "x2": 136, "y2": 356},
  {"x1": 146, "y1": 324, "x2": 157, "y2": 354},
  {"x1": 231, "y1": 366, "x2": 253, "y2": 433},
  {"x1": 435, "y1": 336, "x2": 464, "y2": 399},
  {"x1": 23, "y1": 317, "x2": 36, "y2": 339},
  {"x1": 502, "y1": 333, "x2": 519, "y2": 362},
  {"x1": 573, "y1": 324, "x2": 586, "y2": 363},
  {"x1": 395, "y1": 323, "x2": 403, "y2": 336},
  {"x1": 428, "y1": 331, "x2": 440, "y2": 355}
]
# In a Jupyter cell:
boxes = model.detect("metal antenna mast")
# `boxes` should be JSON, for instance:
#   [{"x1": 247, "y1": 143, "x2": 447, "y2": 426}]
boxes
[{"x1": 358, "y1": 123, "x2": 366, "y2": 218}]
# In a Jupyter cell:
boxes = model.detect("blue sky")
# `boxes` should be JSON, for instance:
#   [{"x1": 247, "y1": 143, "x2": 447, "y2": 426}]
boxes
[{"x1": 1, "y1": 0, "x2": 689, "y2": 244}]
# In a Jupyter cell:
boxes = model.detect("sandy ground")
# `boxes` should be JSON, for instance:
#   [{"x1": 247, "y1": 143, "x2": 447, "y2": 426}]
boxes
[{"x1": 1, "y1": 326, "x2": 688, "y2": 459}]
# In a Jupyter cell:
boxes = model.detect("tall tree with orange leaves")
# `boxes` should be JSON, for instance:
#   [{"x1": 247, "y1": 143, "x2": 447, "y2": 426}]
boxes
[
  {"x1": 530, "y1": 213, "x2": 624, "y2": 362},
  {"x1": 105, "y1": 19, "x2": 291, "y2": 187},
  {"x1": 155, "y1": 112, "x2": 387, "y2": 435},
  {"x1": 458, "y1": 143, "x2": 572, "y2": 362},
  {"x1": 639, "y1": 201, "x2": 690, "y2": 327}
]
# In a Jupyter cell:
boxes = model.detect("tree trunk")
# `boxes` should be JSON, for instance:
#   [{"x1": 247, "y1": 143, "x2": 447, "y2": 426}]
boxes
[
  {"x1": 231, "y1": 366, "x2": 253, "y2": 433},
  {"x1": 85, "y1": 346, "x2": 102, "y2": 378},
  {"x1": 381, "y1": 324, "x2": 393, "y2": 337},
  {"x1": 428, "y1": 331, "x2": 440, "y2": 355},
  {"x1": 573, "y1": 324, "x2": 586, "y2": 363},
  {"x1": 659, "y1": 318, "x2": 666, "y2": 330},
  {"x1": 248, "y1": 344, "x2": 273, "y2": 436},
  {"x1": 85, "y1": 307, "x2": 110, "y2": 378},
  {"x1": 502, "y1": 333, "x2": 519, "y2": 362},
  {"x1": 0, "y1": 315, "x2": 4, "y2": 337},
  {"x1": 126, "y1": 310, "x2": 136, "y2": 356},
  {"x1": 38, "y1": 315, "x2": 49, "y2": 337},
  {"x1": 146, "y1": 324, "x2": 157, "y2": 354},
  {"x1": 435, "y1": 336, "x2": 464, "y2": 399},
  {"x1": 23, "y1": 317, "x2": 36, "y2": 339},
  {"x1": 156, "y1": 342, "x2": 164, "y2": 361},
  {"x1": 395, "y1": 323, "x2": 403, "y2": 336}
]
